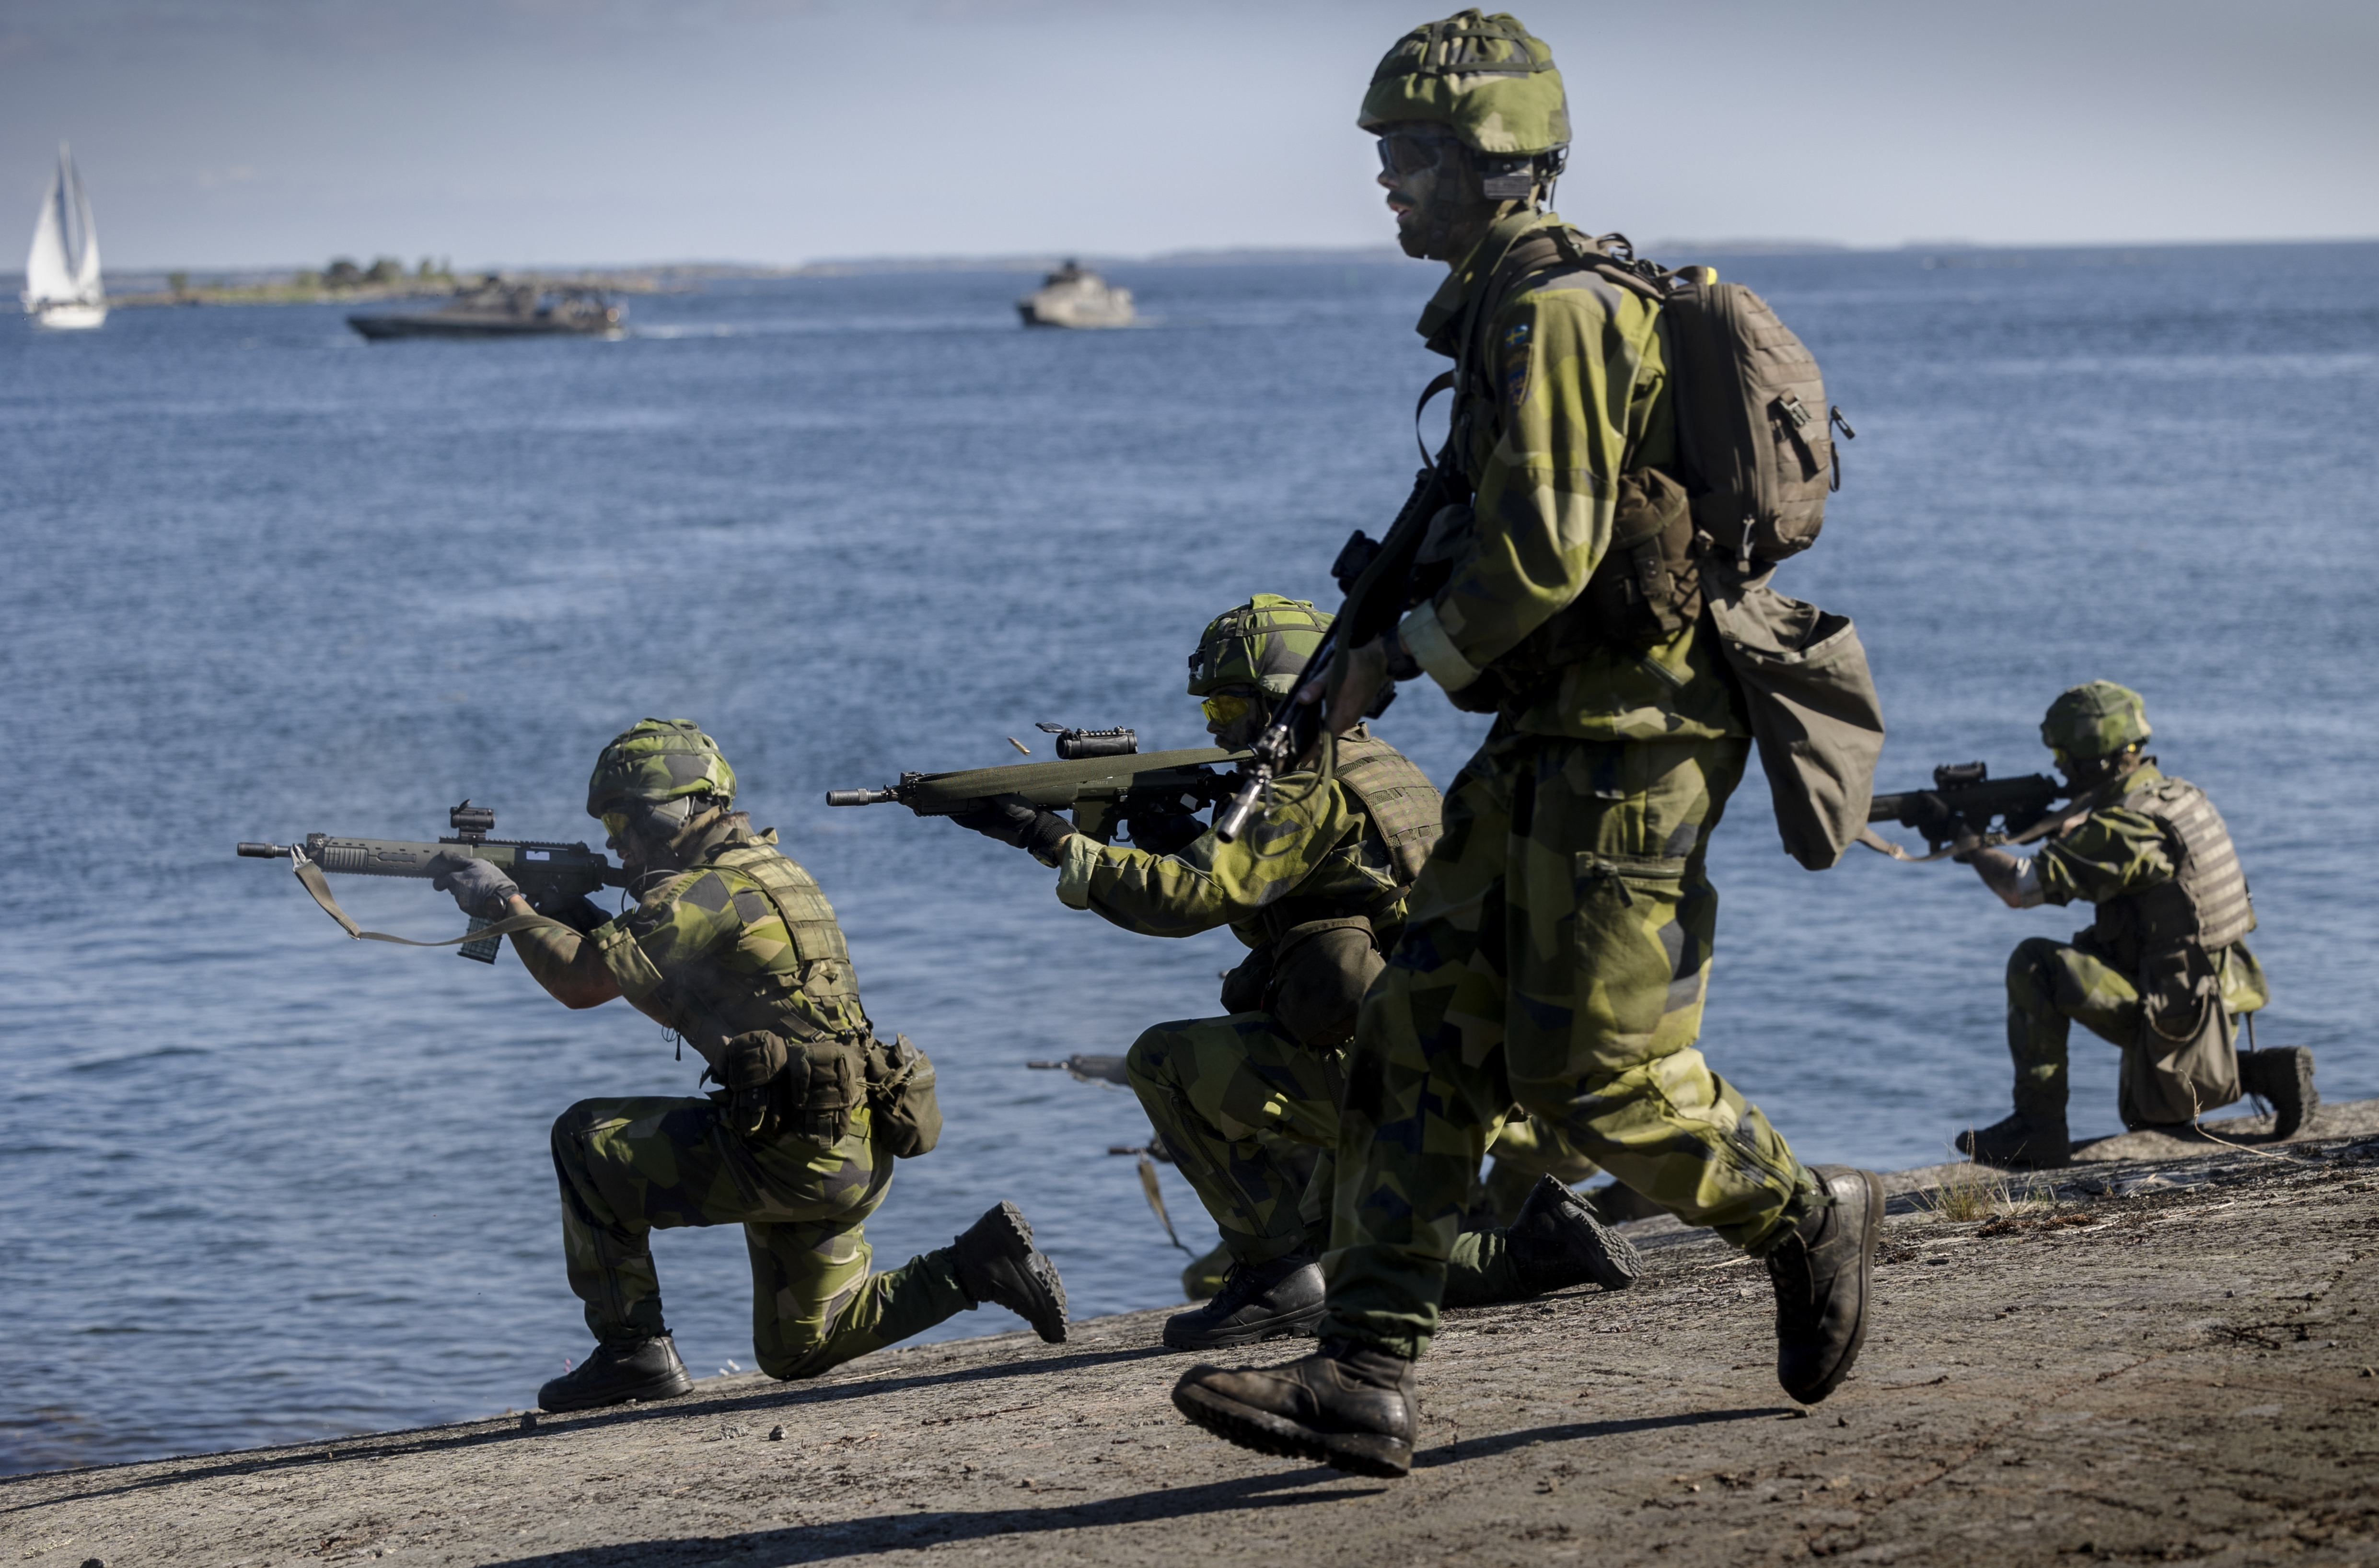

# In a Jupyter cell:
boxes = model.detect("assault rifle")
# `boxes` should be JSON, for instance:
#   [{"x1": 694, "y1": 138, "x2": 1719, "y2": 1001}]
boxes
[
  {"x1": 237, "y1": 800, "x2": 626, "y2": 962},
  {"x1": 827, "y1": 725, "x2": 1251, "y2": 848},
  {"x1": 1866, "y1": 763, "x2": 2066, "y2": 853},
  {"x1": 1213, "y1": 461, "x2": 1460, "y2": 842}
]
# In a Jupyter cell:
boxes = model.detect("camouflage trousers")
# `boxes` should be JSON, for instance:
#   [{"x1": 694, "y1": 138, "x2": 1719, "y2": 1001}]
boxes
[
  {"x1": 1321, "y1": 731, "x2": 1820, "y2": 1359},
  {"x1": 2005, "y1": 936, "x2": 2269, "y2": 1124},
  {"x1": 1479, "y1": 1111, "x2": 1603, "y2": 1227},
  {"x1": 1128, "y1": 1010, "x2": 1603, "y2": 1312},
  {"x1": 550, "y1": 1096, "x2": 970, "y2": 1381}
]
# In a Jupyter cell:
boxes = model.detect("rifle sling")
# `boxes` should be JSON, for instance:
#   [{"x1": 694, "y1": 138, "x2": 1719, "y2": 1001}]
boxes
[{"x1": 290, "y1": 852, "x2": 580, "y2": 948}]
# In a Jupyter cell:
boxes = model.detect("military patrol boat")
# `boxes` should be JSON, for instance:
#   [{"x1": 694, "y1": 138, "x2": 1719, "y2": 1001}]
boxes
[
  {"x1": 1016, "y1": 260, "x2": 1134, "y2": 328},
  {"x1": 22, "y1": 144, "x2": 106, "y2": 330},
  {"x1": 348, "y1": 278, "x2": 623, "y2": 341}
]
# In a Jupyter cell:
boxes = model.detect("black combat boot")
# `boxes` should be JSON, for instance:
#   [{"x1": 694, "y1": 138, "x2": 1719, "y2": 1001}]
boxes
[
  {"x1": 1172, "y1": 1338, "x2": 1418, "y2": 1478},
  {"x1": 536, "y1": 1334, "x2": 695, "y2": 1413},
  {"x1": 1507, "y1": 1174, "x2": 1643, "y2": 1294},
  {"x1": 2239, "y1": 1046, "x2": 2320, "y2": 1140},
  {"x1": 1954, "y1": 1107, "x2": 2071, "y2": 1168},
  {"x1": 950, "y1": 1200, "x2": 1068, "y2": 1344},
  {"x1": 1162, "y1": 1253, "x2": 1324, "y2": 1351},
  {"x1": 1765, "y1": 1166, "x2": 1883, "y2": 1406}
]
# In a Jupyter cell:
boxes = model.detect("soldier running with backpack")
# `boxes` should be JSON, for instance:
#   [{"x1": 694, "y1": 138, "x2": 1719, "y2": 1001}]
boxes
[{"x1": 1170, "y1": 11, "x2": 1886, "y2": 1478}]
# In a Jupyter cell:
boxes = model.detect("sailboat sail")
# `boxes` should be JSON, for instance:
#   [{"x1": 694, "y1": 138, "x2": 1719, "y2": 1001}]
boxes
[{"x1": 23, "y1": 144, "x2": 105, "y2": 325}]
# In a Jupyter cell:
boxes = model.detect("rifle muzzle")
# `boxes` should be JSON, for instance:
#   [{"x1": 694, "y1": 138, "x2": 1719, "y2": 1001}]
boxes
[{"x1": 824, "y1": 788, "x2": 901, "y2": 807}]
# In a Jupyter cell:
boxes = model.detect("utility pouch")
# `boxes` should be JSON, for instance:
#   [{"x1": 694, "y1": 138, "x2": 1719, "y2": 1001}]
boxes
[
  {"x1": 864, "y1": 1033, "x2": 941, "y2": 1159},
  {"x1": 1219, "y1": 943, "x2": 1276, "y2": 1015},
  {"x1": 794, "y1": 1034, "x2": 868, "y2": 1147},
  {"x1": 1266, "y1": 917, "x2": 1384, "y2": 1051},
  {"x1": 1701, "y1": 562, "x2": 1885, "y2": 871},
  {"x1": 2122, "y1": 944, "x2": 2240, "y2": 1128},
  {"x1": 720, "y1": 1030, "x2": 792, "y2": 1143}
]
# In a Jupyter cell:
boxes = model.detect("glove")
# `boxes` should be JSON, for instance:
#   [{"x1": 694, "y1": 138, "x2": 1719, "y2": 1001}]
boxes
[
  {"x1": 947, "y1": 794, "x2": 1074, "y2": 864},
  {"x1": 1123, "y1": 811, "x2": 1206, "y2": 858},
  {"x1": 428, "y1": 850, "x2": 522, "y2": 920}
]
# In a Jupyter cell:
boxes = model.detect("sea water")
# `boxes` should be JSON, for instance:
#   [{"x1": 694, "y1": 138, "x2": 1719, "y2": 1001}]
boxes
[{"x1": 3, "y1": 244, "x2": 2374, "y2": 1473}]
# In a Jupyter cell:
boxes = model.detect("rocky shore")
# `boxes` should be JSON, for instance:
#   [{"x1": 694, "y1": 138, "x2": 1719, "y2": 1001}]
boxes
[{"x1": 8, "y1": 1102, "x2": 2376, "y2": 1568}]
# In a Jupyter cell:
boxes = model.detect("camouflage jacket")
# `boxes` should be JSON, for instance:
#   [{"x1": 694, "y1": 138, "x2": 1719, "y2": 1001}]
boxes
[
  {"x1": 515, "y1": 816, "x2": 870, "y2": 1070},
  {"x1": 1055, "y1": 737, "x2": 1416, "y2": 951},
  {"x1": 1395, "y1": 212, "x2": 1746, "y2": 743},
  {"x1": 2035, "y1": 764, "x2": 2269, "y2": 1011},
  {"x1": 2035, "y1": 764, "x2": 2180, "y2": 909}
]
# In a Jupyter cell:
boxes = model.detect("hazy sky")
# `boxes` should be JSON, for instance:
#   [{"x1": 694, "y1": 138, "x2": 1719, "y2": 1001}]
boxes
[{"x1": 4, "y1": 0, "x2": 2375, "y2": 270}]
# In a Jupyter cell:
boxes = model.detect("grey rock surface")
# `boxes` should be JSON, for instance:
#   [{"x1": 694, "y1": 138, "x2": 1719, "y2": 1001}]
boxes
[{"x1": 7, "y1": 1109, "x2": 2377, "y2": 1567}]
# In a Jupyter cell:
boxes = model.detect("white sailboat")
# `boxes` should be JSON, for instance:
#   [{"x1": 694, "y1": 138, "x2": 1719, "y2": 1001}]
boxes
[{"x1": 23, "y1": 143, "x2": 106, "y2": 330}]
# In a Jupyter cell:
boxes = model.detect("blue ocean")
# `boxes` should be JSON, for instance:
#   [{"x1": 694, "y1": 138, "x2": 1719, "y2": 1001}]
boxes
[{"x1": 3, "y1": 242, "x2": 2374, "y2": 1473}]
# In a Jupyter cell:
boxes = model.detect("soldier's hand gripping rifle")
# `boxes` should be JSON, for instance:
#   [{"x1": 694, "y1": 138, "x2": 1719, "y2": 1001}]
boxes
[
  {"x1": 1212, "y1": 460, "x2": 1461, "y2": 843},
  {"x1": 238, "y1": 800, "x2": 627, "y2": 962},
  {"x1": 827, "y1": 725, "x2": 1251, "y2": 848},
  {"x1": 1860, "y1": 763, "x2": 2068, "y2": 862}
]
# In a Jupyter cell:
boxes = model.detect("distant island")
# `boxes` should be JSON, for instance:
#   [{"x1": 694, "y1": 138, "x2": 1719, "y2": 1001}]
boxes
[{"x1": 109, "y1": 256, "x2": 680, "y2": 308}]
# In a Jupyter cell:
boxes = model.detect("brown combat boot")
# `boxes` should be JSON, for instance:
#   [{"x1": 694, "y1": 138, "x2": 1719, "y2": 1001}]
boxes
[
  {"x1": 1172, "y1": 1338, "x2": 1417, "y2": 1477},
  {"x1": 2238, "y1": 1046, "x2": 2319, "y2": 1139},
  {"x1": 1766, "y1": 1166, "x2": 1883, "y2": 1406}
]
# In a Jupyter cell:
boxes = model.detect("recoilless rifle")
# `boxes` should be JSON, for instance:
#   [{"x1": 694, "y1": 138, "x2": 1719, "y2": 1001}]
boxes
[
  {"x1": 238, "y1": 800, "x2": 627, "y2": 962},
  {"x1": 827, "y1": 724, "x2": 1251, "y2": 848},
  {"x1": 1866, "y1": 762, "x2": 2067, "y2": 854}
]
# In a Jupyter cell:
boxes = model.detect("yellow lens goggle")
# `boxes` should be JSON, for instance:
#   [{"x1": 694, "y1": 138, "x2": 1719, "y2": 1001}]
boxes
[
  {"x1": 600, "y1": 810, "x2": 633, "y2": 841},
  {"x1": 1200, "y1": 693, "x2": 1253, "y2": 725}
]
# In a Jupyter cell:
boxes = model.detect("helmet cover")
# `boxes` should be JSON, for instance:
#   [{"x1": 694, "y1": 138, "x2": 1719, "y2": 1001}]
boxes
[
  {"x1": 2040, "y1": 681, "x2": 2151, "y2": 761},
  {"x1": 1187, "y1": 594, "x2": 1334, "y2": 699},
  {"x1": 586, "y1": 717, "x2": 738, "y2": 817},
  {"x1": 1358, "y1": 9, "x2": 1569, "y2": 157}
]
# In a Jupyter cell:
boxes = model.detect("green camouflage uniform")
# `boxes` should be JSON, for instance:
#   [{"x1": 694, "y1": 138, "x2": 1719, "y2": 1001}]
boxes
[
  {"x1": 514, "y1": 816, "x2": 970, "y2": 1379},
  {"x1": 1323, "y1": 213, "x2": 1822, "y2": 1360},
  {"x1": 1064, "y1": 733, "x2": 1576, "y2": 1308},
  {"x1": 2010, "y1": 761, "x2": 2271, "y2": 1124}
]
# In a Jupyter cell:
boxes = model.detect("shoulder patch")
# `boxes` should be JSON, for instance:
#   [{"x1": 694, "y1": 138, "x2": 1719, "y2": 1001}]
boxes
[{"x1": 1500, "y1": 318, "x2": 1532, "y2": 408}]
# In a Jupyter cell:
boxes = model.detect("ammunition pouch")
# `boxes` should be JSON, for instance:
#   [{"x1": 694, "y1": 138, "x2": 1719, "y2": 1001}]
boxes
[
  {"x1": 720, "y1": 1030, "x2": 790, "y2": 1142},
  {"x1": 1439, "y1": 468, "x2": 1702, "y2": 716},
  {"x1": 1267, "y1": 917, "x2": 1384, "y2": 1051},
  {"x1": 864, "y1": 1033, "x2": 941, "y2": 1160},
  {"x1": 718, "y1": 1028, "x2": 868, "y2": 1147},
  {"x1": 2109, "y1": 883, "x2": 2241, "y2": 1128},
  {"x1": 1218, "y1": 944, "x2": 1275, "y2": 1015}
]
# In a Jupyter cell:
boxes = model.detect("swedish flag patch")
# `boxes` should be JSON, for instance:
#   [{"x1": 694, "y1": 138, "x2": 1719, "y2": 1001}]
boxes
[{"x1": 1500, "y1": 319, "x2": 1532, "y2": 408}]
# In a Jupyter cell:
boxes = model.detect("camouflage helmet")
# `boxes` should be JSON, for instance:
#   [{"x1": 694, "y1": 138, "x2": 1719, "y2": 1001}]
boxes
[
  {"x1": 1358, "y1": 10, "x2": 1570, "y2": 158},
  {"x1": 2040, "y1": 681, "x2": 2151, "y2": 761},
  {"x1": 1187, "y1": 594, "x2": 1334, "y2": 699},
  {"x1": 586, "y1": 718, "x2": 737, "y2": 817}
]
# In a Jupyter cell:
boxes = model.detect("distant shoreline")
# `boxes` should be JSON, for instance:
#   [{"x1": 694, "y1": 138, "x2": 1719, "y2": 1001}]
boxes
[{"x1": 23, "y1": 235, "x2": 2379, "y2": 310}]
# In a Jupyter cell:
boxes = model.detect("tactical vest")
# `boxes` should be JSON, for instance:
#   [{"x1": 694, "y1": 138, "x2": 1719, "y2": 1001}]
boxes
[
  {"x1": 2085, "y1": 773, "x2": 2254, "y2": 1125},
  {"x1": 1332, "y1": 734, "x2": 1444, "y2": 888},
  {"x1": 2088, "y1": 773, "x2": 2256, "y2": 967},
  {"x1": 627, "y1": 837, "x2": 871, "y2": 1069},
  {"x1": 1230, "y1": 737, "x2": 1444, "y2": 1051}
]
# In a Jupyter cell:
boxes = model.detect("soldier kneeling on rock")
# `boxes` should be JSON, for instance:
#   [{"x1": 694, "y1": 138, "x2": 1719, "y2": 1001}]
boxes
[
  {"x1": 1955, "y1": 682, "x2": 2314, "y2": 1168},
  {"x1": 430, "y1": 718, "x2": 1068, "y2": 1412}
]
